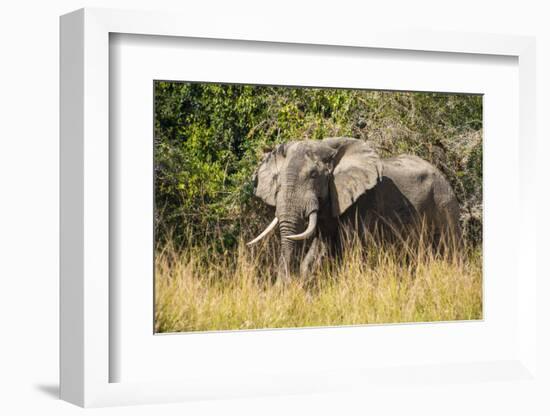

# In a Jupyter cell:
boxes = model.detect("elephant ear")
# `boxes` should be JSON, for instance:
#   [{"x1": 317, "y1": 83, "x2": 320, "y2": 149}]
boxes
[
  {"x1": 323, "y1": 137, "x2": 383, "y2": 217},
  {"x1": 253, "y1": 143, "x2": 289, "y2": 206}
]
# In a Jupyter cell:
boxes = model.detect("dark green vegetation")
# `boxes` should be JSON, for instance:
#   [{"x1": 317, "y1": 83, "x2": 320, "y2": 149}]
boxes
[{"x1": 154, "y1": 82, "x2": 482, "y2": 251}]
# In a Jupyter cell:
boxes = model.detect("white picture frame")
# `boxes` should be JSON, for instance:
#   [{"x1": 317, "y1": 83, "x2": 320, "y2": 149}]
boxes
[{"x1": 60, "y1": 7, "x2": 538, "y2": 408}]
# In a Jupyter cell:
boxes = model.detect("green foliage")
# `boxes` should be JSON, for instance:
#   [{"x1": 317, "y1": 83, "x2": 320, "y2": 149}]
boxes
[{"x1": 154, "y1": 82, "x2": 483, "y2": 248}]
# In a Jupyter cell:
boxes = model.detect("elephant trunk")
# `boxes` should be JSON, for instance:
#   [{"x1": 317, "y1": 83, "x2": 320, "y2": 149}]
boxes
[
  {"x1": 277, "y1": 219, "x2": 298, "y2": 283},
  {"x1": 275, "y1": 192, "x2": 319, "y2": 283}
]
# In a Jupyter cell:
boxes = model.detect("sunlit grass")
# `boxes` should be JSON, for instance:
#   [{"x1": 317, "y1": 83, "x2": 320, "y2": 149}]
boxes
[{"x1": 154, "y1": 229, "x2": 482, "y2": 333}]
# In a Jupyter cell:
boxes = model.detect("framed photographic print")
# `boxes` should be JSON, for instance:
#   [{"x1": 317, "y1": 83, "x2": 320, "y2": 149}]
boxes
[
  {"x1": 60, "y1": 7, "x2": 539, "y2": 409},
  {"x1": 151, "y1": 80, "x2": 482, "y2": 334}
]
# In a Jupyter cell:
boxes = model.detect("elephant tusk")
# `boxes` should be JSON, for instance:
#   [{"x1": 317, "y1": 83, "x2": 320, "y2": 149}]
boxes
[
  {"x1": 246, "y1": 217, "x2": 279, "y2": 246},
  {"x1": 287, "y1": 211, "x2": 318, "y2": 241}
]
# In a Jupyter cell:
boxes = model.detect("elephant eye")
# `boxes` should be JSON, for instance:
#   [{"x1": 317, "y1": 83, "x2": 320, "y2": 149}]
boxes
[{"x1": 309, "y1": 170, "x2": 319, "y2": 178}]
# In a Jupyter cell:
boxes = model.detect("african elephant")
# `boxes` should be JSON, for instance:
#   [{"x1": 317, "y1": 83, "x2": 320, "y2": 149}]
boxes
[{"x1": 247, "y1": 137, "x2": 461, "y2": 283}]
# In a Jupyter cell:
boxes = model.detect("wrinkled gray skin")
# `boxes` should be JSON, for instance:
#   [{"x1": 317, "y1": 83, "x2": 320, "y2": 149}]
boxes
[{"x1": 251, "y1": 137, "x2": 461, "y2": 283}]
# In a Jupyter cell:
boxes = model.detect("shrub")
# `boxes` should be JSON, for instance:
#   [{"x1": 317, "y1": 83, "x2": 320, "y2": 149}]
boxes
[{"x1": 154, "y1": 82, "x2": 482, "y2": 248}]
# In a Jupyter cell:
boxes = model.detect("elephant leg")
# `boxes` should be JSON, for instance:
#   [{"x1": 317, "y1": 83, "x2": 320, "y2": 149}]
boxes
[
  {"x1": 276, "y1": 256, "x2": 292, "y2": 285},
  {"x1": 299, "y1": 237, "x2": 326, "y2": 279}
]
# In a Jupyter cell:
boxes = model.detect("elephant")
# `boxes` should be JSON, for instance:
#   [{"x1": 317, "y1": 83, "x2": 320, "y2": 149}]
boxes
[{"x1": 247, "y1": 137, "x2": 461, "y2": 283}]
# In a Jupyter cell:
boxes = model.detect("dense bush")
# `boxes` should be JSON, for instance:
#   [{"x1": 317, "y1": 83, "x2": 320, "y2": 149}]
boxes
[{"x1": 154, "y1": 82, "x2": 482, "y2": 249}]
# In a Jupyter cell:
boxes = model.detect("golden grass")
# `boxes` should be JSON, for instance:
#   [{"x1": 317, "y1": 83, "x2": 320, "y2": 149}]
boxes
[{"x1": 154, "y1": 232, "x2": 482, "y2": 333}]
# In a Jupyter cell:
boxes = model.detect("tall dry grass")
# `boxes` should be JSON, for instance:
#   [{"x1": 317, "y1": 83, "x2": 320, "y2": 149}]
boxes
[{"x1": 154, "y1": 228, "x2": 482, "y2": 333}]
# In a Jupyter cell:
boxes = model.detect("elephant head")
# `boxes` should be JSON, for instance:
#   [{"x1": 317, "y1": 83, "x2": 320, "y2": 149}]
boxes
[{"x1": 248, "y1": 137, "x2": 382, "y2": 282}]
